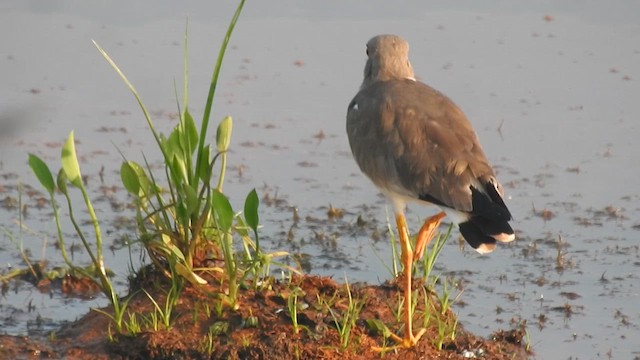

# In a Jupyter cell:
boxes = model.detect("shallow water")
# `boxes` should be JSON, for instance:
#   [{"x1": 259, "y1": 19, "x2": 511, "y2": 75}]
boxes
[{"x1": 1, "y1": 1, "x2": 640, "y2": 358}]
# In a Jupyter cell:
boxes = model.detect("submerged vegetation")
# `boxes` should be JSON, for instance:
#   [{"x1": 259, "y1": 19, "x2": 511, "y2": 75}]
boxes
[{"x1": 0, "y1": 1, "x2": 528, "y2": 359}]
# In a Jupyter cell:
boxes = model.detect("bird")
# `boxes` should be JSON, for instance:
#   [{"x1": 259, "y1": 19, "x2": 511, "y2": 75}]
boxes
[{"x1": 346, "y1": 34, "x2": 515, "y2": 348}]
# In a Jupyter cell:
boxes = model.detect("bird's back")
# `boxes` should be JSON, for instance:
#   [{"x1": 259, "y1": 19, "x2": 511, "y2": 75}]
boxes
[
  {"x1": 347, "y1": 34, "x2": 514, "y2": 253},
  {"x1": 347, "y1": 78, "x2": 497, "y2": 213}
]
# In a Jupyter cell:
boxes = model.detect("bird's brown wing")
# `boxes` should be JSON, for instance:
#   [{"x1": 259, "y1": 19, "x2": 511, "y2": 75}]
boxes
[{"x1": 348, "y1": 79, "x2": 498, "y2": 213}]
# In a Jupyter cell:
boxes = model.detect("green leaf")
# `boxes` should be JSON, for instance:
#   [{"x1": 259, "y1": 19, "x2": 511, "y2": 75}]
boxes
[
  {"x1": 61, "y1": 131, "x2": 83, "y2": 188},
  {"x1": 166, "y1": 128, "x2": 183, "y2": 161},
  {"x1": 183, "y1": 109, "x2": 198, "y2": 155},
  {"x1": 162, "y1": 233, "x2": 186, "y2": 261},
  {"x1": 120, "y1": 161, "x2": 140, "y2": 195},
  {"x1": 216, "y1": 116, "x2": 232, "y2": 153},
  {"x1": 127, "y1": 161, "x2": 152, "y2": 195},
  {"x1": 183, "y1": 183, "x2": 199, "y2": 217},
  {"x1": 197, "y1": 145, "x2": 212, "y2": 182},
  {"x1": 28, "y1": 154, "x2": 55, "y2": 194},
  {"x1": 212, "y1": 189, "x2": 233, "y2": 232},
  {"x1": 175, "y1": 201, "x2": 188, "y2": 227},
  {"x1": 244, "y1": 189, "x2": 259, "y2": 231},
  {"x1": 171, "y1": 155, "x2": 188, "y2": 187},
  {"x1": 234, "y1": 216, "x2": 250, "y2": 237},
  {"x1": 175, "y1": 262, "x2": 207, "y2": 285},
  {"x1": 365, "y1": 319, "x2": 392, "y2": 338}
]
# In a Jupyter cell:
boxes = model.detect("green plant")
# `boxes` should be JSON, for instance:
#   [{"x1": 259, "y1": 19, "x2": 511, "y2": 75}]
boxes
[
  {"x1": 245, "y1": 309, "x2": 259, "y2": 328},
  {"x1": 432, "y1": 276, "x2": 462, "y2": 316},
  {"x1": 287, "y1": 286, "x2": 306, "y2": 335},
  {"x1": 146, "y1": 309, "x2": 161, "y2": 332},
  {"x1": 369, "y1": 207, "x2": 404, "y2": 279},
  {"x1": 213, "y1": 298, "x2": 224, "y2": 318},
  {"x1": 314, "y1": 291, "x2": 338, "y2": 312},
  {"x1": 0, "y1": 184, "x2": 41, "y2": 283},
  {"x1": 325, "y1": 279, "x2": 364, "y2": 351},
  {"x1": 366, "y1": 319, "x2": 394, "y2": 354},
  {"x1": 240, "y1": 334, "x2": 252, "y2": 348},
  {"x1": 432, "y1": 313, "x2": 458, "y2": 350},
  {"x1": 93, "y1": 4, "x2": 241, "y2": 284},
  {"x1": 435, "y1": 314, "x2": 447, "y2": 350},
  {"x1": 124, "y1": 311, "x2": 142, "y2": 336},
  {"x1": 209, "y1": 321, "x2": 229, "y2": 336},
  {"x1": 28, "y1": 133, "x2": 130, "y2": 332},
  {"x1": 417, "y1": 224, "x2": 453, "y2": 280},
  {"x1": 390, "y1": 293, "x2": 403, "y2": 323},
  {"x1": 143, "y1": 273, "x2": 183, "y2": 330},
  {"x1": 428, "y1": 276, "x2": 462, "y2": 349},
  {"x1": 201, "y1": 325, "x2": 217, "y2": 357},
  {"x1": 202, "y1": 301, "x2": 212, "y2": 318},
  {"x1": 95, "y1": 0, "x2": 290, "y2": 312},
  {"x1": 420, "y1": 287, "x2": 433, "y2": 328}
]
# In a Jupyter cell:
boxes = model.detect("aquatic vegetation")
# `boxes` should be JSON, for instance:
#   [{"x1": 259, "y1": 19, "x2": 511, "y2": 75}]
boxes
[{"x1": 29, "y1": 132, "x2": 131, "y2": 332}]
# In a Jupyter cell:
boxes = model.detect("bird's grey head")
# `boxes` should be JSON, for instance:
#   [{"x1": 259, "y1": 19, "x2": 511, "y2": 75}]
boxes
[{"x1": 361, "y1": 34, "x2": 415, "y2": 89}]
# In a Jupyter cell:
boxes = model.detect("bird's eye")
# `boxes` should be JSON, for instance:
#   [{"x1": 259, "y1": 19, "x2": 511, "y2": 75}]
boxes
[{"x1": 366, "y1": 47, "x2": 369, "y2": 56}]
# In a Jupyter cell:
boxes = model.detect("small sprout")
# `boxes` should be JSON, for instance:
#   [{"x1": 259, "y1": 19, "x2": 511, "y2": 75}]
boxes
[
  {"x1": 209, "y1": 321, "x2": 229, "y2": 336},
  {"x1": 245, "y1": 314, "x2": 259, "y2": 328},
  {"x1": 365, "y1": 319, "x2": 392, "y2": 338}
]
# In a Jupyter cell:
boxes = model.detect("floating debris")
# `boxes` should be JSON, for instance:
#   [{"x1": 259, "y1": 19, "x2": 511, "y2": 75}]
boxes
[{"x1": 327, "y1": 204, "x2": 344, "y2": 219}]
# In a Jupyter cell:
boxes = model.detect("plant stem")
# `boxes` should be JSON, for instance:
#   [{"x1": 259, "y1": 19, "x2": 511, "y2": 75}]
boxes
[{"x1": 196, "y1": 0, "x2": 246, "y2": 173}]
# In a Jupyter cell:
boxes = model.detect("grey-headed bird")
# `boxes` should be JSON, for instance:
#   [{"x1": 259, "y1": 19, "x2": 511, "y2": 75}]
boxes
[{"x1": 346, "y1": 34, "x2": 514, "y2": 348}]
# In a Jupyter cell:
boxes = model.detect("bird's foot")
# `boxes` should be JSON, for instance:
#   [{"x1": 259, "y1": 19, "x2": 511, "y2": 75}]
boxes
[
  {"x1": 372, "y1": 327, "x2": 427, "y2": 351},
  {"x1": 414, "y1": 211, "x2": 446, "y2": 261}
]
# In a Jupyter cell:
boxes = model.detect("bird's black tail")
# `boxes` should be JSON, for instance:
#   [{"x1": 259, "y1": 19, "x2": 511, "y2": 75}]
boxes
[{"x1": 459, "y1": 185, "x2": 515, "y2": 253}]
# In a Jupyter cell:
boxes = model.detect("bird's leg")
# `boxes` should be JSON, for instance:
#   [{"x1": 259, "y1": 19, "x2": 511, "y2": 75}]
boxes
[
  {"x1": 413, "y1": 211, "x2": 446, "y2": 261},
  {"x1": 373, "y1": 212, "x2": 436, "y2": 351},
  {"x1": 395, "y1": 213, "x2": 426, "y2": 347}
]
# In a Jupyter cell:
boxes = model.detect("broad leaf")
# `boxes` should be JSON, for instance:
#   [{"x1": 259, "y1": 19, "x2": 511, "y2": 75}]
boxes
[
  {"x1": 175, "y1": 262, "x2": 207, "y2": 285},
  {"x1": 166, "y1": 128, "x2": 184, "y2": 161},
  {"x1": 244, "y1": 189, "x2": 259, "y2": 231},
  {"x1": 161, "y1": 233, "x2": 185, "y2": 262},
  {"x1": 28, "y1": 154, "x2": 55, "y2": 194},
  {"x1": 183, "y1": 183, "x2": 199, "y2": 217},
  {"x1": 171, "y1": 155, "x2": 188, "y2": 187},
  {"x1": 120, "y1": 161, "x2": 140, "y2": 195},
  {"x1": 127, "y1": 161, "x2": 151, "y2": 195},
  {"x1": 212, "y1": 189, "x2": 233, "y2": 232},
  {"x1": 183, "y1": 109, "x2": 199, "y2": 155}
]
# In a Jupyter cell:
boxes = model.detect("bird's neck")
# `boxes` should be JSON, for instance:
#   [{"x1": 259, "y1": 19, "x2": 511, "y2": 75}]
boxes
[{"x1": 361, "y1": 57, "x2": 415, "y2": 89}]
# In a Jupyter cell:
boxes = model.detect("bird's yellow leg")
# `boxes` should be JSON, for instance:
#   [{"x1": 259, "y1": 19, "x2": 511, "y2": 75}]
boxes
[
  {"x1": 373, "y1": 212, "x2": 436, "y2": 352},
  {"x1": 413, "y1": 211, "x2": 446, "y2": 261},
  {"x1": 395, "y1": 214, "x2": 427, "y2": 347}
]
